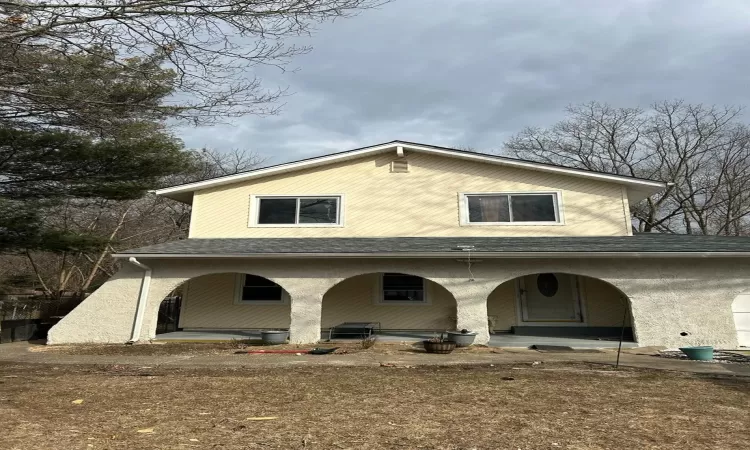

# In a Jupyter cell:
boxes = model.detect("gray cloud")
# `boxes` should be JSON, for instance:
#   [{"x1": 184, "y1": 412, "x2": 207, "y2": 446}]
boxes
[{"x1": 176, "y1": 0, "x2": 750, "y2": 165}]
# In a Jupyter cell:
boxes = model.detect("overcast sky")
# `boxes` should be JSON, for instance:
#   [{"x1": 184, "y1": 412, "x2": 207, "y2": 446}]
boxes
[{"x1": 177, "y1": 0, "x2": 750, "y2": 165}]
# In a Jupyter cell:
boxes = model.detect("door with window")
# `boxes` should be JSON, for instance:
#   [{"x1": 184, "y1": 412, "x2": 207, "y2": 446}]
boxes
[{"x1": 519, "y1": 273, "x2": 583, "y2": 323}]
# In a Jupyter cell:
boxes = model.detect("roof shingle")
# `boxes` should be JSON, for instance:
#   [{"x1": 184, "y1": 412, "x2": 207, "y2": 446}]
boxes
[{"x1": 115, "y1": 234, "x2": 750, "y2": 256}]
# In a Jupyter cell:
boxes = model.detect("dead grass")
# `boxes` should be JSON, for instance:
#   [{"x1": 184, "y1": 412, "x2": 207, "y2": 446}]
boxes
[
  {"x1": 0, "y1": 362, "x2": 747, "y2": 449},
  {"x1": 34, "y1": 341, "x2": 496, "y2": 357}
]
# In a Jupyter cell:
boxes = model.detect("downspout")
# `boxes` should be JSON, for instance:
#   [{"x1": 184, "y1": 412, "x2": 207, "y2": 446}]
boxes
[{"x1": 128, "y1": 257, "x2": 152, "y2": 343}]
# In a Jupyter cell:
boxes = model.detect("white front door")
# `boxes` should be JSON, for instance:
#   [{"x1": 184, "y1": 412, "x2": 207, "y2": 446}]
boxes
[
  {"x1": 732, "y1": 293, "x2": 750, "y2": 347},
  {"x1": 519, "y1": 273, "x2": 583, "y2": 323}
]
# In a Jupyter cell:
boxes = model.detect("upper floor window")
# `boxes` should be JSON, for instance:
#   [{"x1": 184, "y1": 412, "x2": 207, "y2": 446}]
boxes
[
  {"x1": 461, "y1": 192, "x2": 562, "y2": 225},
  {"x1": 251, "y1": 195, "x2": 342, "y2": 226}
]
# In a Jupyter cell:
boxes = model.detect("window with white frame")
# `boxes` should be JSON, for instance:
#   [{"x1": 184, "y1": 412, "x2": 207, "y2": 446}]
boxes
[
  {"x1": 462, "y1": 193, "x2": 560, "y2": 224},
  {"x1": 254, "y1": 196, "x2": 341, "y2": 226},
  {"x1": 237, "y1": 274, "x2": 285, "y2": 303},
  {"x1": 380, "y1": 273, "x2": 426, "y2": 303}
]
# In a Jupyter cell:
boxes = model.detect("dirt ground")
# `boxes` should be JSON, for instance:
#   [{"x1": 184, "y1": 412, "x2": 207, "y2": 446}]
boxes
[
  {"x1": 1, "y1": 361, "x2": 748, "y2": 450},
  {"x1": 29, "y1": 340, "x2": 402, "y2": 356}
]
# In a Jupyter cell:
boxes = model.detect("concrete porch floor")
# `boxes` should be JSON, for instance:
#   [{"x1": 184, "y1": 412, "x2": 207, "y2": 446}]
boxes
[{"x1": 155, "y1": 330, "x2": 638, "y2": 349}]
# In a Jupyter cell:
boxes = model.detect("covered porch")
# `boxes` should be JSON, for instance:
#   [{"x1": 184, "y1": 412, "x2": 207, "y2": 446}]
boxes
[
  {"x1": 154, "y1": 329, "x2": 637, "y2": 348},
  {"x1": 163, "y1": 270, "x2": 635, "y2": 347},
  {"x1": 47, "y1": 238, "x2": 750, "y2": 349}
]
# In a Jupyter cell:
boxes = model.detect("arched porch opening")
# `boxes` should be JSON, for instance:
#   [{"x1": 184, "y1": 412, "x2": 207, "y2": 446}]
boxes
[
  {"x1": 321, "y1": 272, "x2": 457, "y2": 341},
  {"x1": 487, "y1": 272, "x2": 635, "y2": 344},
  {"x1": 152, "y1": 272, "x2": 291, "y2": 341}
]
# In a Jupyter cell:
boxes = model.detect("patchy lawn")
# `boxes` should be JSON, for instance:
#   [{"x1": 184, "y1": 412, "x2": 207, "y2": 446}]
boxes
[{"x1": 1, "y1": 363, "x2": 748, "y2": 449}]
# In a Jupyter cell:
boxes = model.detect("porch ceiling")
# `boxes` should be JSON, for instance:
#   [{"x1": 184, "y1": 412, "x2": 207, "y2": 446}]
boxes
[{"x1": 113, "y1": 234, "x2": 750, "y2": 258}]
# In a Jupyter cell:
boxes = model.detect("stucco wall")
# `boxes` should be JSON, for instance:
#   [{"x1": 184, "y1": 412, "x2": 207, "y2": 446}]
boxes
[
  {"x1": 48, "y1": 257, "x2": 750, "y2": 348},
  {"x1": 189, "y1": 151, "x2": 632, "y2": 238}
]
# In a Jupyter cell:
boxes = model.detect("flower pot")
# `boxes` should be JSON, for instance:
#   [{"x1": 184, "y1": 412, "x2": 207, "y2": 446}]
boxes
[
  {"x1": 446, "y1": 331, "x2": 477, "y2": 347},
  {"x1": 679, "y1": 346, "x2": 714, "y2": 361},
  {"x1": 423, "y1": 340, "x2": 457, "y2": 354},
  {"x1": 261, "y1": 330, "x2": 289, "y2": 345}
]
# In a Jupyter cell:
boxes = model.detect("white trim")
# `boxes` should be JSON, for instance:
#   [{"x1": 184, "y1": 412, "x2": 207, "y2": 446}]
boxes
[
  {"x1": 153, "y1": 141, "x2": 667, "y2": 203},
  {"x1": 233, "y1": 274, "x2": 289, "y2": 305},
  {"x1": 113, "y1": 251, "x2": 750, "y2": 259},
  {"x1": 187, "y1": 194, "x2": 198, "y2": 238},
  {"x1": 459, "y1": 191, "x2": 564, "y2": 226},
  {"x1": 516, "y1": 274, "x2": 586, "y2": 326},
  {"x1": 248, "y1": 194, "x2": 345, "y2": 228},
  {"x1": 127, "y1": 257, "x2": 152, "y2": 342},
  {"x1": 374, "y1": 273, "x2": 431, "y2": 305},
  {"x1": 621, "y1": 186, "x2": 633, "y2": 236},
  {"x1": 177, "y1": 279, "x2": 190, "y2": 329}
]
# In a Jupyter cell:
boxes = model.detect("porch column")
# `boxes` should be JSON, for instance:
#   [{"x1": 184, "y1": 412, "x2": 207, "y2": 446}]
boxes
[
  {"x1": 437, "y1": 279, "x2": 493, "y2": 346},
  {"x1": 286, "y1": 278, "x2": 334, "y2": 345}
]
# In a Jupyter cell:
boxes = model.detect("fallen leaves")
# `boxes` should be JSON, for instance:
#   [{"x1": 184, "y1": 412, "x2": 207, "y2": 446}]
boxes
[
  {"x1": 71, "y1": 399, "x2": 84, "y2": 405},
  {"x1": 136, "y1": 428, "x2": 154, "y2": 433}
]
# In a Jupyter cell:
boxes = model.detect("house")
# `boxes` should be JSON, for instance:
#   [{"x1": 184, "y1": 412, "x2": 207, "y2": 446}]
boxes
[{"x1": 48, "y1": 140, "x2": 750, "y2": 348}]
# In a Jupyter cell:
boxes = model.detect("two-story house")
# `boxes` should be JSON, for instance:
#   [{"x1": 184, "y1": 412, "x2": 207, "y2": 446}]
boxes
[{"x1": 49, "y1": 141, "x2": 750, "y2": 348}]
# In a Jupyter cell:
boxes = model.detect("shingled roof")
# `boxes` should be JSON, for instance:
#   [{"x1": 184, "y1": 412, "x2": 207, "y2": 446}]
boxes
[{"x1": 114, "y1": 234, "x2": 750, "y2": 257}]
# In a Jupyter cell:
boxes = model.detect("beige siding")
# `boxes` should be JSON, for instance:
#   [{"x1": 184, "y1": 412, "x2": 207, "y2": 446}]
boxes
[
  {"x1": 321, "y1": 274, "x2": 456, "y2": 330},
  {"x1": 189, "y1": 151, "x2": 630, "y2": 238},
  {"x1": 179, "y1": 273, "x2": 291, "y2": 329},
  {"x1": 581, "y1": 276, "x2": 631, "y2": 326},
  {"x1": 487, "y1": 281, "x2": 517, "y2": 332}
]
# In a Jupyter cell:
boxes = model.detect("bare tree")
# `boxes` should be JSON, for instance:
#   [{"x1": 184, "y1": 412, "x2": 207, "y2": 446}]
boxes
[
  {"x1": 505, "y1": 100, "x2": 750, "y2": 235},
  {"x1": 11, "y1": 147, "x2": 266, "y2": 298},
  {"x1": 0, "y1": 0, "x2": 386, "y2": 126}
]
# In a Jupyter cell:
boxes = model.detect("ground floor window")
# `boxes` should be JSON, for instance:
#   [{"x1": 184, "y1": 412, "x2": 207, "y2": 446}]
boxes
[
  {"x1": 236, "y1": 274, "x2": 286, "y2": 304},
  {"x1": 380, "y1": 273, "x2": 426, "y2": 303}
]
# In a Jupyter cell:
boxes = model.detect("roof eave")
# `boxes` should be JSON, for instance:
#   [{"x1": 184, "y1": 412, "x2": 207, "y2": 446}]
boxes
[
  {"x1": 152, "y1": 140, "x2": 667, "y2": 203},
  {"x1": 111, "y1": 251, "x2": 750, "y2": 259}
]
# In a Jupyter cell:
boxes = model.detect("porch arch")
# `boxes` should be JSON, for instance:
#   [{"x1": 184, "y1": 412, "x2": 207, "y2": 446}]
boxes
[
  {"x1": 486, "y1": 272, "x2": 636, "y2": 342},
  {"x1": 143, "y1": 271, "x2": 292, "y2": 341},
  {"x1": 320, "y1": 272, "x2": 458, "y2": 335}
]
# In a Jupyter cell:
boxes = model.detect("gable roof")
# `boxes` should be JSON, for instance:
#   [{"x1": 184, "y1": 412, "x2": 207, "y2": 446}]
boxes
[{"x1": 155, "y1": 140, "x2": 667, "y2": 204}]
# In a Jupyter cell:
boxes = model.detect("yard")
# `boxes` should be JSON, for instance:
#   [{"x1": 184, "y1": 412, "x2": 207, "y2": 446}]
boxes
[{"x1": 1, "y1": 360, "x2": 748, "y2": 449}]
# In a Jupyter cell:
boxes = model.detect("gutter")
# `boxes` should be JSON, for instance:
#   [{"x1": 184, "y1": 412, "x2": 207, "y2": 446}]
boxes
[
  {"x1": 128, "y1": 257, "x2": 152, "y2": 343},
  {"x1": 112, "y1": 251, "x2": 750, "y2": 259}
]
